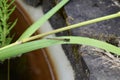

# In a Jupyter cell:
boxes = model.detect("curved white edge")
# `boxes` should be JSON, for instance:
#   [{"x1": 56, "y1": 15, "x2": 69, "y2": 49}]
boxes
[
  {"x1": 47, "y1": 46, "x2": 75, "y2": 80},
  {"x1": 16, "y1": 0, "x2": 75, "y2": 80}
]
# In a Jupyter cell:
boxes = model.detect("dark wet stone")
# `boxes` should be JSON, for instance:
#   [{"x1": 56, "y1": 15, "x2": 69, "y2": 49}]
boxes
[
  {"x1": 80, "y1": 46, "x2": 120, "y2": 80},
  {"x1": 42, "y1": 0, "x2": 120, "y2": 80},
  {"x1": 64, "y1": 0, "x2": 120, "y2": 37},
  {"x1": 23, "y1": 0, "x2": 42, "y2": 7}
]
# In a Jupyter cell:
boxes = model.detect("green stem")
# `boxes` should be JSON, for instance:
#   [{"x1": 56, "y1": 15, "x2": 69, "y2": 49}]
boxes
[
  {"x1": 1, "y1": 11, "x2": 120, "y2": 51},
  {"x1": 1, "y1": 0, "x2": 7, "y2": 47},
  {"x1": 21, "y1": 12, "x2": 120, "y2": 42}
]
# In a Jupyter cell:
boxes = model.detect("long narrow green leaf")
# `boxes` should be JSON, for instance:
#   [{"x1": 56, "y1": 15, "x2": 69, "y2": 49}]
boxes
[
  {"x1": 7, "y1": 6, "x2": 16, "y2": 17},
  {"x1": 0, "y1": 36, "x2": 120, "y2": 61},
  {"x1": 8, "y1": 19, "x2": 18, "y2": 32},
  {"x1": 18, "y1": 0, "x2": 69, "y2": 40}
]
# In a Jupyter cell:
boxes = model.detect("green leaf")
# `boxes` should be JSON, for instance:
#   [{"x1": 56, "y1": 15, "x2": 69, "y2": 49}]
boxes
[
  {"x1": 7, "y1": 6, "x2": 16, "y2": 17},
  {"x1": 8, "y1": 19, "x2": 17, "y2": 31},
  {"x1": 7, "y1": 0, "x2": 15, "y2": 9},
  {"x1": 18, "y1": 0, "x2": 69, "y2": 40},
  {"x1": 7, "y1": 19, "x2": 17, "y2": 35},
  {"x1": 0, "y1": 36, "x2": 120, "y2": 61},
  {"x1": 0, "y1": 1, "x2": 3, "y2": 8}
]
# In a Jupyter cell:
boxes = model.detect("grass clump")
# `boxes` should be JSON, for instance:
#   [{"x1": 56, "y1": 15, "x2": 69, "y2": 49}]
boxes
[{"x1": 0, "y1": 0, "x2": 120, "y2": 63}]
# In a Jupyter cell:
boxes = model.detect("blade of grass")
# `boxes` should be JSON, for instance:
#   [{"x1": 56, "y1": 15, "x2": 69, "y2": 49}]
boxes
[
  {"x1": 18, "y1": 0, "x2": 69, "y2": 40},
  {"x1": 0, "y1": 36, "x2": 120, "y2": 61}
]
